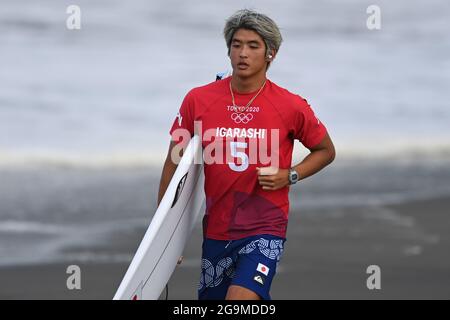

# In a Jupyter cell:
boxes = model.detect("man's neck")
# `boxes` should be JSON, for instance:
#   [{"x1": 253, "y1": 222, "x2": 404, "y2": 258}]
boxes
[{"x1": 231, "y1": 72, "x2": 267, "y2": 93}]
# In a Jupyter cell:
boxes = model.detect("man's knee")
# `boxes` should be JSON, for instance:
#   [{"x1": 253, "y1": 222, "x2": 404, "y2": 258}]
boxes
[{"x1": 225, "y1": 285, "x2": 261, "y2": 300}]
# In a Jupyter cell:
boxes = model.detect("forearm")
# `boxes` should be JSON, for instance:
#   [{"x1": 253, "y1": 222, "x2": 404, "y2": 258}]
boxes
[
  {"x1": 292, "y1": 148, "x2": 334, "y2": 181},
  {"x1": 157, "y1": 159, "x2": 178, "y2": 206}
]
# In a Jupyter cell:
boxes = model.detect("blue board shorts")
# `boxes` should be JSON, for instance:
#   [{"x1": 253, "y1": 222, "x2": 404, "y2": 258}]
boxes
[{"x1": 198, "y1": 234, "x2": 286, "y2": 300}]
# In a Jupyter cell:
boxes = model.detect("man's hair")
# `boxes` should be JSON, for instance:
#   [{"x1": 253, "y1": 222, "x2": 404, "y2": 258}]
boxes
[{"x1": 223, "y1": 9, "x2": 282, "y2": 67}]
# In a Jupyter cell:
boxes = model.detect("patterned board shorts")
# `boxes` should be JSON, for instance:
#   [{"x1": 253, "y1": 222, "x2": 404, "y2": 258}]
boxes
[{"x1": 198, "y1": 234, "x2": 286, "y2": 300}]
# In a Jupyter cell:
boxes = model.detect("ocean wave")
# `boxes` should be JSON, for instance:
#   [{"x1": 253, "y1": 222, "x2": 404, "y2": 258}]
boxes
[
  {"x1": 0, "y1": 150, "x2": 165, "y2": 169},
  {"x1": 0, "y1": 220, "x2": 66, "y2": 235},
  {"x1": 0, "y1": 218, "x2": 148, "y2": 266}
]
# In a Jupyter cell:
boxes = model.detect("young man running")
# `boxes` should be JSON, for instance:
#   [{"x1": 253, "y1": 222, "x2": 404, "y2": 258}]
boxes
[{"x1": 158, "y1": 9, "x2": 335, "y2": 300}]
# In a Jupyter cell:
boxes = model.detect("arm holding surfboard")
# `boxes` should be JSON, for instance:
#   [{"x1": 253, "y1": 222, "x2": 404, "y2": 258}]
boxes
[
  {"x1": 157, "y1": 140, "x2": 186, "y2": 266},
  {"x1": 157, "y1": 140, "x2": 179, "y2": 206}
]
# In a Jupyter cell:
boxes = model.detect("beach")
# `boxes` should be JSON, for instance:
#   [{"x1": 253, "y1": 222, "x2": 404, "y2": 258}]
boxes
[{"x1": 1, "y1": 160, "x2": 449, "y2": 300}]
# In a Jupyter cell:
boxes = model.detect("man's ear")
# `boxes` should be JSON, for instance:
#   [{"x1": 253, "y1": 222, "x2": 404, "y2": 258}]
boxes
[
  {"x1": 267, "y1": 49, "x2": 276, "y2": 61},
  {"x1": 270, "y1": 49, "x2": 277, "y2": 59}
]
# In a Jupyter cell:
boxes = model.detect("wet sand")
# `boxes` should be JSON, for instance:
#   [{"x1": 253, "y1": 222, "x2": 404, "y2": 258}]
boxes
[{"x1": 1, "y1": 195, "x2": 449, "y2": 299}]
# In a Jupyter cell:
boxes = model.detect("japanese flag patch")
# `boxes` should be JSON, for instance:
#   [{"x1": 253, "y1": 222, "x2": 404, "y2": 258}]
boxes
[{"x1": 256, "y1": 263, "x2": 270, "y2": 276}]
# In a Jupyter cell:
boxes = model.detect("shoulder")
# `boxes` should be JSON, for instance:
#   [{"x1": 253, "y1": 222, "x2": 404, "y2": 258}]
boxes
[
  {"x1": 187, "y1": 77, "x2": 229, "y2": 99},
  {"x1": 266, "y1": 80, "x2": 310, "y2": 111},
  {"x1": 180, "y1": 77, "x2": 229, "y2": 116}
]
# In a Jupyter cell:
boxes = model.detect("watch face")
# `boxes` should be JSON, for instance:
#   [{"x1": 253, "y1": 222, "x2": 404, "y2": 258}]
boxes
[{"x1": 290, "y1": 171, "x2": 298, "y2": 183}]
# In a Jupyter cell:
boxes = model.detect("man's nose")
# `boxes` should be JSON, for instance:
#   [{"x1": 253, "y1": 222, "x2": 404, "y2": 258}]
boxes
[{"x1": 239, "y1": 46, "x2": 249, "y2": 58}]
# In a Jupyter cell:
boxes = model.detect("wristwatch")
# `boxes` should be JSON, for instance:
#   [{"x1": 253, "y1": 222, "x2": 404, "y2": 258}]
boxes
[{"x1": 288, "y1": 168, "x2": 299, "y2": 185}]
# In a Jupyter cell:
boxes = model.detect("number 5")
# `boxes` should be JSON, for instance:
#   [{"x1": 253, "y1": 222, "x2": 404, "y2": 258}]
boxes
[{"x1": 228, "y1": 141, "x2": 248, "y2": 172}]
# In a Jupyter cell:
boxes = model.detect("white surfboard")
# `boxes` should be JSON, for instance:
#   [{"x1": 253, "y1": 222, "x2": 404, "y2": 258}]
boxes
[{"x1": 113, "y1": 135, "x2": 205, "y2": 300}]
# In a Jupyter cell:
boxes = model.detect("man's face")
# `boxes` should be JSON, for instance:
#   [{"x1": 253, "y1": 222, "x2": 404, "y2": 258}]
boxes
[{"x1": 229, "y1": 28, "x2": 268, "y2": 78}]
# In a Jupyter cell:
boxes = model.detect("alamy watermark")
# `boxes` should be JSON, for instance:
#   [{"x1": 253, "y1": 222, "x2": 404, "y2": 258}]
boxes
[
  {"x1": 66, "y1": 265, "x2": 82, "y2": 290},
  {"x1": 66, "y1": 5, "x2": 81, "y2": 30},
  {"x1": 366, "y1": 5, "x2": 381, "y2": 30},
  {"x1": 170, "y1": 123, "x2": 281, "y2": 172},
  {"x1": 366, "y1": 265, "x2": 381, "y2": 290}
]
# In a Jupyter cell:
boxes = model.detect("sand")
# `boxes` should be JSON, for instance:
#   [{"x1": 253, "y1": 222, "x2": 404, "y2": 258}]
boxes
[{"x1": 1, "y1": 195, "x2": 449, "y2": 299}]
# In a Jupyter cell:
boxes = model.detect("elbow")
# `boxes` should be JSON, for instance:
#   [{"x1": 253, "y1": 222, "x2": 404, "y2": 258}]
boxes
[{"x1": 327, "y1": 146, "x2": 336, "y2": 165}]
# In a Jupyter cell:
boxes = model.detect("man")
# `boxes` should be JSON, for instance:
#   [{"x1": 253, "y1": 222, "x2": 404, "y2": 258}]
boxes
[{"x1": 157, "y1": 9, "x2": 335, "y2": 300}]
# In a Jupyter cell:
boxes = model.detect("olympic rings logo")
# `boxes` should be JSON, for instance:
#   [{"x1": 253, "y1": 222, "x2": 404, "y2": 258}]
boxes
[{"x1": 231, "y1": 112, "x2": 254, "y2": 124}]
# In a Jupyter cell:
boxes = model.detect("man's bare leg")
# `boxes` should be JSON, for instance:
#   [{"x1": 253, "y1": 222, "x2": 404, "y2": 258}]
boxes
[{"x1": 225, "y1": 285, "x2": 261, "y2": 300}]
